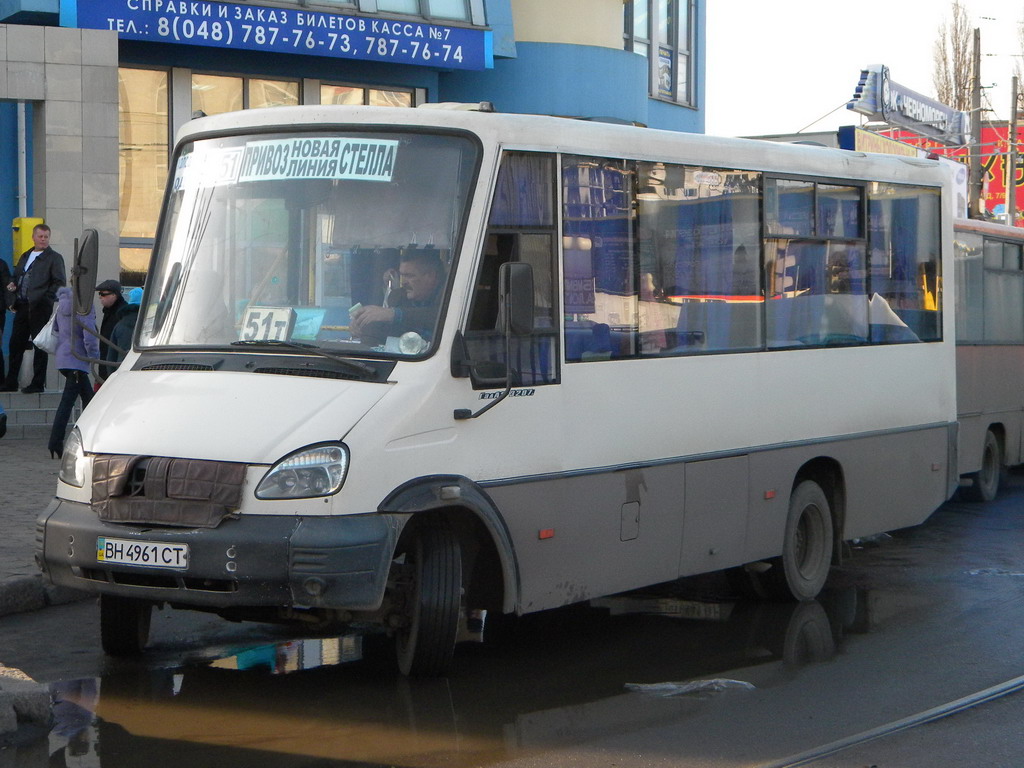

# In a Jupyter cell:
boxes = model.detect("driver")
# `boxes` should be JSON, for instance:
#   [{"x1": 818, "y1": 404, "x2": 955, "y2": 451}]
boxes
[{"x1": 350, "y1": 250, "x2": 444, "y2": 346}]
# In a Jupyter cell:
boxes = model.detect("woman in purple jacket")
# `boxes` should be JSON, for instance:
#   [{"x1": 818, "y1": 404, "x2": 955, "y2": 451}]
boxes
[{"x1": 48, "y1": 287, "x2": 99, "y2": 458}]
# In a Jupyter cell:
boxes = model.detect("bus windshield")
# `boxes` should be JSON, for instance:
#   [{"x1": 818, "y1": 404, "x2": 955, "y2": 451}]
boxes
[{"x1": 138, "y1": 129, "x2": 479, "y2": 357}]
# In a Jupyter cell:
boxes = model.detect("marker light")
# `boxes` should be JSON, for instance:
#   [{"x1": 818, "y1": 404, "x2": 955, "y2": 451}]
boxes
[{"x1": 256, "y1": 443, "x2": 349, "y2": 500}]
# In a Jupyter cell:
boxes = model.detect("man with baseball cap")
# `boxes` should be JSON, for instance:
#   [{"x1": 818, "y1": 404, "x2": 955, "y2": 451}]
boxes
[{"x1": 96, "y1": 279, "x2": 126, "y2": 382}]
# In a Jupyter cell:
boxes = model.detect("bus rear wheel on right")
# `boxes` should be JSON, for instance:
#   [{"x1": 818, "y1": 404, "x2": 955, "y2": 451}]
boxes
[
  {"x1": 764, "y1": 480, "x2": 834, "y2": 602},
  {"x1": 963, "y1": 429, "x2": 1003, "y2": 502}
]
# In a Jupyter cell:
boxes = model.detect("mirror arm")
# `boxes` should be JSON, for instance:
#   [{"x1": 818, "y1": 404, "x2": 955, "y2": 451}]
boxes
[
  {"x1": 454, "y1": 314, "x2": 516, "y2": 421},
  {"x1": 70, "y1": 315, "x2": 124, "y2": 370}
]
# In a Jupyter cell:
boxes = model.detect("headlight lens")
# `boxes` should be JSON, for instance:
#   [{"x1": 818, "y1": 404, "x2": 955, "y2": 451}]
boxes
[
  {"x1": 255, "y1": 443, "x2": 349, "y2": 500},
  {"x1": 58, "y1": 428, "x2": 87, "y2": 488}
]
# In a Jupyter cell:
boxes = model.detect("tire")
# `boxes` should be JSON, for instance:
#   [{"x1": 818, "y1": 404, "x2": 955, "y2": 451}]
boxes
[
  {"x1": 963, "y1": 430, "x2": 1002, "y2": 502},
  {"x1": 763, "y1": 480, "x2": 834, "y2": 602},
  {"x1": 395, "y1": 526, "x2": 462, "y2": 677},
  {"x1": 99, "y1": 595, "x2": 152, "y2": 656},
  {"x1": 780, "y1": 600, "x2": 835, "y2": 666}
]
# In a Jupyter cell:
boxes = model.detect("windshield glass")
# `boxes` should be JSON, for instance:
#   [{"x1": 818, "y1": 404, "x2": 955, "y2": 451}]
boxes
[{"x1": 138, "y1": 129, "x2": 479, "y2": 357}]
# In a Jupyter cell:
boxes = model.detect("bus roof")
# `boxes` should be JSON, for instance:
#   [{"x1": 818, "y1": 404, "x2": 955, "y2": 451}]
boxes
[
  {"x1": 177, "y1": 105, "x2": 949, "y2": 188},
  {"x1": 955, "y1": 217, "x2": 1024, "y2": 242}
]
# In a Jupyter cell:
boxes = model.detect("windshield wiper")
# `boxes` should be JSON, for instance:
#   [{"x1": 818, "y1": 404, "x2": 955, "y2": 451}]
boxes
[{"x1": 230, "y1": 339, "x2": 377, "y2": 377}]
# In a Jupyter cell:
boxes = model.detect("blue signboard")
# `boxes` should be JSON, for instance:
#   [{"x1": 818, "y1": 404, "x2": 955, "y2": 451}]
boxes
[
  {"x1": 64, "y1": 0, "x2": 492, "y2": 70},
  {"x1": 847, "y1": 65, "x2": 967, "y2": 146}
]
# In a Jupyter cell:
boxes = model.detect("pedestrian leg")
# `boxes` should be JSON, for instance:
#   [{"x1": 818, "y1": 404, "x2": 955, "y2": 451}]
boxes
[
  {"x1": 3, "y1": 307, "x2": 30, "y2": 390},
  {"x1": 49, "y1": 370, "x2": 78, "y2": 457}
]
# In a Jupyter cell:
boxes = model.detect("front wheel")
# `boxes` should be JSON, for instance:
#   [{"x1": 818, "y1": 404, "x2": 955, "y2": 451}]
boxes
[
  {"x1": 763, "y1": 480, "x2": 834, "y2": 602},
  {"x1": 99, "y1": 594, "x2": 152, "y2": 656},
  {"x1": 394, "y1": 526, "x2": 462, "y2": 677}
]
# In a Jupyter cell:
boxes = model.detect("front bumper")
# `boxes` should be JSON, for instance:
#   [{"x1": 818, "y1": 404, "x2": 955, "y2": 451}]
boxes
[{"x1": 37, "y1": 499, "x2": 397, "y2": 612}]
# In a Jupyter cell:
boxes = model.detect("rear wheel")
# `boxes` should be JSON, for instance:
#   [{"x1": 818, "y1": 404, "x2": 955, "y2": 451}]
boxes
[
  {"x1": 394, "y1": 526, "x2": 462, "y2": 677},
  {"x1": 763, "y1": 480, "x2": 834, "y2": 601},
  {"x1": 963, "y1": 429, "x2": 1002, "y2": 502},
  {"x1": 99, "y1": 595, "x2": 152, "y2": 656}
]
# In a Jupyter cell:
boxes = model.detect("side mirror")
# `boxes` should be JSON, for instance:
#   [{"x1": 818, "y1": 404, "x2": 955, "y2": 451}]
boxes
[
  {"x1": 73, "y1": 229, "x2": 99, "y2": 315},
  {"x1": 498, "y1": 262, "x2": 534, "y2": 336}
]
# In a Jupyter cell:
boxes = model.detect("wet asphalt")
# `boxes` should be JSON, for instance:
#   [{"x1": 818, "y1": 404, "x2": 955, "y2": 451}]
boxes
[{"x1": 1, "y1": 435, "x2": 1024, "y2": 766}]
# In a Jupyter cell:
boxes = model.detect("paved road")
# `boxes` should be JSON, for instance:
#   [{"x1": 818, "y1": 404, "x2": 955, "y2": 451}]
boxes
[
  {"x1": 3, "y1": 437, "x2": 1024, "y2": 766},
  {"x1": 0, "y1": 438, "x2": 69, "y2": 615}
]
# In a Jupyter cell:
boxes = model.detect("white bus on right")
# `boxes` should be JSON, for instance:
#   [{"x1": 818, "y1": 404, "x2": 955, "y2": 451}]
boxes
[{"x1": 954, "y1": 217, "x2": 1024, "y2": 501}]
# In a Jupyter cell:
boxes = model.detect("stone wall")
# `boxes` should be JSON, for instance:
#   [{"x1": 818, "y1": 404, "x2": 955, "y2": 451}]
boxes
[{"x1": 0, "y1": 24, "x2": 120, "y2": 284}]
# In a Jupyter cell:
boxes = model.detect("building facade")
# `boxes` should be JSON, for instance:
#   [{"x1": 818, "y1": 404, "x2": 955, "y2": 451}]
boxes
[{"x1": 0, "y1": 0, "x2": 705, "y2": 292}]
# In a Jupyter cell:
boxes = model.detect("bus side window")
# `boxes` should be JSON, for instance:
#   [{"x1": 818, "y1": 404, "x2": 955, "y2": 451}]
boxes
[
  {"x1": 463, "y1": 152, "x2": 559, "y2": 388},
  {"x1": 468, "y1": 234, "x2": 515, "y2": 331}
]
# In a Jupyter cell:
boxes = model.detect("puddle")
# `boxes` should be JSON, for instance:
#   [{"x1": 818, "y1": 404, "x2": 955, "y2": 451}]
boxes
[{"x1": 24, "y1": 585, "x2": 878, "y2": 768}]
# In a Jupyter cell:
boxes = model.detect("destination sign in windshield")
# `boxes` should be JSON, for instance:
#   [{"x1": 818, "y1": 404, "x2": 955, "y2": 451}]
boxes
[{"x1": 173, "y1": 137, "x2": 399, "y2": 190}]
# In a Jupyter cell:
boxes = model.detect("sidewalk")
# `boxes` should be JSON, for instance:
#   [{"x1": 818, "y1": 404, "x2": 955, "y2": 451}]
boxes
[{"x1": 0, "y1": 438, "x2": 84, "y2": 617}]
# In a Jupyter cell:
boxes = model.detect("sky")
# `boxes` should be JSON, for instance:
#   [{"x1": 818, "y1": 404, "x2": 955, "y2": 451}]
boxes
[{"x1": 704, "y1": 0, "x2": 1022, "y2": 137}]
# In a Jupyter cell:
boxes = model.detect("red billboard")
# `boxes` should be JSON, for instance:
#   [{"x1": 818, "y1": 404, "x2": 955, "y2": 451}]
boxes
[{"x1": 882, "y1": 124, "x2": 1023, "y2": 225}]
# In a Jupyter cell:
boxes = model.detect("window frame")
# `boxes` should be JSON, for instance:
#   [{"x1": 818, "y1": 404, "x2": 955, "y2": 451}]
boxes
[{"x1": 624, "y1": 0, "x2": 695, "y2": 106}]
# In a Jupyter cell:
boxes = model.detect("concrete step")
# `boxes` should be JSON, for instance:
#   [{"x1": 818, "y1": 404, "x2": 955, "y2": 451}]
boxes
[{"x1": 1, "y1": 391, "x2": 81, "y2": 441}]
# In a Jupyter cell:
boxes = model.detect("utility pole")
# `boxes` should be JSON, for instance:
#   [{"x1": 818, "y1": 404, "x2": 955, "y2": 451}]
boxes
[
  {"x1": 970, "y1": 27, "x2": 983, "y2": 218},
  {"x1": 1010, "y1": 75, "x2": 1019, "y2": 226}
]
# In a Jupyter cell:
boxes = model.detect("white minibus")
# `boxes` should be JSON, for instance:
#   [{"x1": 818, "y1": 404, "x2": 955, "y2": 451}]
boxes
[{"x1": 38, "y1": 106, "x2": 957, "y2": 675}]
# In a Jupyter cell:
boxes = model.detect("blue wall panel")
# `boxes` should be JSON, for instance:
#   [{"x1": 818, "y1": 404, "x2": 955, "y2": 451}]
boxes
[
  {"x1": 0, "y1": 103, "x2": 17, "y2": 267},
  {"x1": 0, "y1": 101, "x2": 33, "y2": 357},
  {"x1": 440, "y1": 43, "x2": 646, "y2": 123},
  {"x1": 439, "y1": 42, "x2": 701, "y2": 133}
]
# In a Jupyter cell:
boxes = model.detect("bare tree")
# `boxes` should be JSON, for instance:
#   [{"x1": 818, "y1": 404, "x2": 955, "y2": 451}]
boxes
[{"x1": 934, "y1": 1, "x2": 973, "y2": 110}]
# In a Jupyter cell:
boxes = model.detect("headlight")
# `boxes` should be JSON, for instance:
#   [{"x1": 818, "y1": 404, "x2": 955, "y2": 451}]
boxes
[
  {"x1": 58, "y1": 428, "x2": 87, "y2": 488},
  {"x1": 255, "y1": 443, "x2": 349, "y2": 500}
]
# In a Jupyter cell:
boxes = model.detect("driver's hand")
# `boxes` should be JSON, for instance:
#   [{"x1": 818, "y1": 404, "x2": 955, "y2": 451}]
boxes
[{"x1": 350, "y1": 305, "x2": 395, "y2": 336}]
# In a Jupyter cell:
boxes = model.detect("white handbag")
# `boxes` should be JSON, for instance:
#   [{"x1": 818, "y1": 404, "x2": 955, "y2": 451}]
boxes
[{"x1": 32, "y1": 305, "x2": 59, "y2": 355}]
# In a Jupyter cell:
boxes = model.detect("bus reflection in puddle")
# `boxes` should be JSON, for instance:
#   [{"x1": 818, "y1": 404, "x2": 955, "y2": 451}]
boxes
[
  {"x1": 41, "y1": 587, "x2": 871, "y2": 768},
  {"x1": 207, "y1": 635, "x2": 364, "y2": 675}
]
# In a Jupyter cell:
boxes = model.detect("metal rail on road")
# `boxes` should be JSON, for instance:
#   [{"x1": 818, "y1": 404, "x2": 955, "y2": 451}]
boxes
[{"x1": 760, "y1": 672, "x2": 1024, "y2": 768}]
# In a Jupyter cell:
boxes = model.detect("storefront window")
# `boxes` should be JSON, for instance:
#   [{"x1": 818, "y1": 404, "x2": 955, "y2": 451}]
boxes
[
  {"x1": 322, "y1": 84, "x2": 413, "y2": 107},
  {"x1": 119, "y1": 67, "x2": 169, "y2": 285},
  {"x1": 249, "y1": 79, "x2": 300, "y2": 109},
  {"x1": 369, "y1": 89, "x2": 414, "y2": 107},
  {"x1": 192, "y1": 74, "x2": 243, "y2": 115},
  {"x1": 321, "y1": 85, "x2": 365, "y2": 105}
]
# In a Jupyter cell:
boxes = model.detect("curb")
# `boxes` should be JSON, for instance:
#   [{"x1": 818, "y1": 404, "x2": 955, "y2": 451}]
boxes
[
  {"x1": 0, "y1": 574, "x2": 89, "y2": 619},
  {"x1": 0, "y1": 665, "x2": 51, "y2": 742}
]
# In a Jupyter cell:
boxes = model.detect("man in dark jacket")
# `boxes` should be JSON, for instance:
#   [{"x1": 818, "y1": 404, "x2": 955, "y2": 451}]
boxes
[
  {"x1": 96, "y1": 279, "x2": 126, "y2": 382},
  {"x1": 103, "y1": 287, "x2": 140, "y2": 375},
  {"x1": 349, "y1": 249, "x2": 444, "y2": 347},
  {"x1": 3, "y1": 224, "x2": 66, "y2": 393}
]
